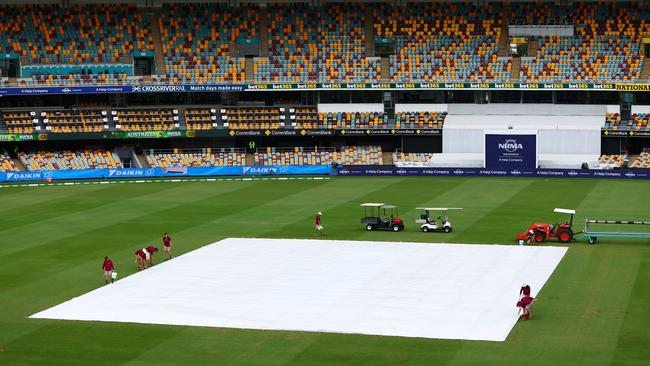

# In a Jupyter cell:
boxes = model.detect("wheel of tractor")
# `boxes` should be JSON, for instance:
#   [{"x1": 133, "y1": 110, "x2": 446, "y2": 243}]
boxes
[
  {"x1": 443, "y1": 226, "x2": 452, "y2": 233},
  {"x1": 366, "y1": 224, "x2": 374, "y2": 231},
  {"x1": 587, "y1": 236, "x2": 597, "y2": 244},
  {"x1": 534, "y1": 232, "x2": 546, "y2": 243},
  {"x1": 557, "y1": 228, "x2": 573, "y2": 243},
  {"x1": 422, "y1": 226, "x2": 429, "y2": 233},
  {"x1": 392, "y1": 224, "x2": 400, "y2": 232}
]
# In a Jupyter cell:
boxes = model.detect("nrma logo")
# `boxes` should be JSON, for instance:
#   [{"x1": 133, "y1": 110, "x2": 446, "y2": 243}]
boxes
[
  {"x1": 6, "y1": 172, "x2": 42, "y2": 180},
  {"x1": 498, "y1": 139, "x2": 523, "y2": 153}
]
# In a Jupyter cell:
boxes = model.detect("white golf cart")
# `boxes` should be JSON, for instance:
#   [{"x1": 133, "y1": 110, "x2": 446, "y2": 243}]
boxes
[{"x1": 415, "y1": 207, "x2": 463, "y2": 233}]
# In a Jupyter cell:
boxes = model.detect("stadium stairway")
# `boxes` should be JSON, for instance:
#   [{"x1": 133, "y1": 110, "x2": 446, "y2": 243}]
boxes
[
  {"x1": 150, "y1": 9, "x2": 166, "y2": 76},
  {"x1": 177, "y1": 110, "x2": 188, "y2": 130},
  {"x1": 135, "y1": 153, "x2": 149, "y2": 168},
  {"x1": 529, "y1": 39, "x2": 538, "y2": 56},
  {"x1": 11, "y1": 157, "x2": 26, "y2": 172},
  {"x1": 381, "y1": 58, "x2": 390, "y2": 80},
  {"x1": 640, "y1": 57, "x2": 650, "y2": 80},
  {"x1": 510, "y1": 57, "x2": 521, "y2": 82},
  {"x1": 365, "y1": 6, "x2": 375, "y2": 57},
  {"x1": 245, "y1": 153, "x2": 255, "y2": 166},
  {"x1": 245, "y1": 58, "x2": 255, "y2": 82},
  {"x1": 230, "y1": 41, "x2": 238, "y2": 58},
  {"x1": 498, "y1": 27, "x2": 509, "y2": 57},
  {"x1": 260, "y1": 8, "x2": 269, "y2": 57},
  {"x1": 382, "y1": 151, "x2": 393, "y2": 165}
]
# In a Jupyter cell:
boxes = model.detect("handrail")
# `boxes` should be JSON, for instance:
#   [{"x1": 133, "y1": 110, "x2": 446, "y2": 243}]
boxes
[
  {"x1": 255, "y1": 147, "x2": 336, "y2": 153},
  {"x1": 146, "y1": 148, "x2": 246, "y2": 154}
]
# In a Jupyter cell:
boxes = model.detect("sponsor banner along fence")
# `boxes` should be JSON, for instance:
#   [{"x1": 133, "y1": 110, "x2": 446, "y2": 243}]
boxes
[
  {"x1": 0, "y1": 82, "x2": 622, "y2": 96},
  {"x1": 602, "y1": 130, "x2": 650, "y2": 137},
  {"x1": 4, "y1": 165, "x2": 648, "y2": 182},
  {"x1": 4, "y1": 128, "x2": 650, "y2": 143},
  {"x1": 0, "y1": 166, "x2": 330, "y2": 182},
  {"x1": 0, "y1": 128, "x2": 442, "y2": 142},
  {"x1": 337, "y1": 166, "x2": 650, "y2": 179}
]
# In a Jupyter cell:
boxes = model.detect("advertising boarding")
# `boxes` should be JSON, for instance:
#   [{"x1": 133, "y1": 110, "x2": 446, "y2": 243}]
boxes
[{"x1": 484, "y1": 133, "x2": 537, "y2": 172}]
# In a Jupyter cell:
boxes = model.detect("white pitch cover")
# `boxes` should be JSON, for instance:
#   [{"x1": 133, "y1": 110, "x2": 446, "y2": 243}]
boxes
[{"x1": 31, "y1": 238, "x2": 567, "y2": 341}]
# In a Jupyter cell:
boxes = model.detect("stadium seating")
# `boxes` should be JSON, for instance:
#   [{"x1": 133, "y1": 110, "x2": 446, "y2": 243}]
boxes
[
  {"x1": 23, "y1": 72, "x2": 129, "y2": 86},
  {"x1": 630, "y1": 114, "x2": 650, "y2": 131},
  {"x1": 113, "y1": 108, "x2": 179, "y2": 131},
  {"x1": 605, "y1": 113, "x2": 650, "y2": 131},
  {"x1": 630, "y1": 149, "x2": 650, "y2": 168},
  {"x1": 255, "y1": 146, "x2": 383, "y2": 166},
  {"x1": 0, "y1": 4, "x2": 152, "y2": 65},
  {"x1": 19, "y1": 150, "x2": 122, "y2": 171},
  {"x1": 597, "y1": 154, "x2": 624, "y2": 169},
  {"x1": 519, "y1": 3, "x2": 644, "y2": 82},
  {"x1": 42, "y1": 110, "x2": 108, "y2": 133},
  {"x1": 319, "y1": 4, "x2": 379, "y2": 82},
  {"x1": 520, "y1": 36, "x2": 641, "y2": 82},
  {"x1": 604, "y1": 112, "x2": 622, "y2": 129},
  {"x1": 333, "y1": 146, "x2": 383, "y2": 165},
  {"x1": 223, "y1": 107, "x2": 283, "y2": 130},
  {"x1": 0, "y1": 151, "x2": 18, "y2": 172},
  {"x1": 0, "y1": 111, "x2": 37, "y2": 133},
  {"x1": 254, "y1": 147, "x2": 331, "y2": 166},
  {"x1": 393, "y1": 152, "x2": 433, "y2": 164},
  {"x1": 21, "y1": 64, "x2": 132, "y2": 78},
  {"x1": 256, "y1": 4, "x2": 319, "y2": 82},
  {"x1": 318, "y1": 112, "x2": 388, "y2": 129},
  {"x1": 158, "y1": 3, "x2": 256, "y2": 83},
  {"x1": 394, "y1": 111, "x2": 446, "y2": 129},
  {"x1": 256, "y1": 4, "x2": 378, "y2": 83},
  {"x1": 375, "y1": 3, "x2": 510, "y2": 82},
  {"x1": 509, "y1": 3, "x2": 570, "y2": 25},
  {"x1": 290, "y1": 107, "x2": 319, "y2": 129},
  {"x1": 185, "y1": 108, "x2": 218, "y2": 130},
  {"x1": 0, "y1": 3, "x2": 646, "y2": 85},
  {"x1": 145, "y1": 148, "x2": 245, "y2": 167}
]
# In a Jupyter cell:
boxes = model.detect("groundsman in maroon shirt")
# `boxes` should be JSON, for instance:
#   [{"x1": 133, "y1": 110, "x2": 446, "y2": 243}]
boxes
[
  {"x1": 102, "y1": 257, "x2": 114, "y2": 284},
  {"x1": 145, "y1": 246, "x2": 158, "y2": 267}
]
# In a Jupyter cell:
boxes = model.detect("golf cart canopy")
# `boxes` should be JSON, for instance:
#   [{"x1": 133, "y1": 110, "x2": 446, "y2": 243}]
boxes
[
  {"x1": 381, "y1": 205, "x2": 397, "y2": 209},
  {"x1": 361, "y1": 203, "x2": 385, "y2": 207},
  {"x1": 416, "y1": 207, "x2": 463, "y2": 211},
  {"x1": 554, "y1": 208, "x2": 576, "y2": 215}
]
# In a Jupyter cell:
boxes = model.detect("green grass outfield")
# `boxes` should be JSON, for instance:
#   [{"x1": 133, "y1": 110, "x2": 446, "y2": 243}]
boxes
[{"x1": 0, "y1": 176, "x2": 648, "y2": 366}]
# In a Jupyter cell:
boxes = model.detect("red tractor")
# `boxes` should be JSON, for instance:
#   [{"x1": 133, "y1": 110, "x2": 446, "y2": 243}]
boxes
[{"x1": 517, "y1": 208, "x2": 575, "y2": 244}]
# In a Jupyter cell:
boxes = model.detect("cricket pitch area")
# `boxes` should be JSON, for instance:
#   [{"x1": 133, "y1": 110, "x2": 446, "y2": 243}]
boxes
[{"x1": 31, "y1": 238, "x2": 567, "y2": 341}]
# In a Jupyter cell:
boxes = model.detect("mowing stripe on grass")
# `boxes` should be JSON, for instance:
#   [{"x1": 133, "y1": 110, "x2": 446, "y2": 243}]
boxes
[
  {"x1": 0, "y1": 176, "x2": 331, "y2": 190},
  {"x1": 0, "y1": 181, "x2": 264, "y2": 256},
  {"x1": 0, "y1": 180, "x2": 322, "y2": 294},
  {"x1": 611, "y1": 245, "x2": 650, "y2": 366},
  {"x1": 160, "y1": 177, "x2": 403, "y2": 243}
]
